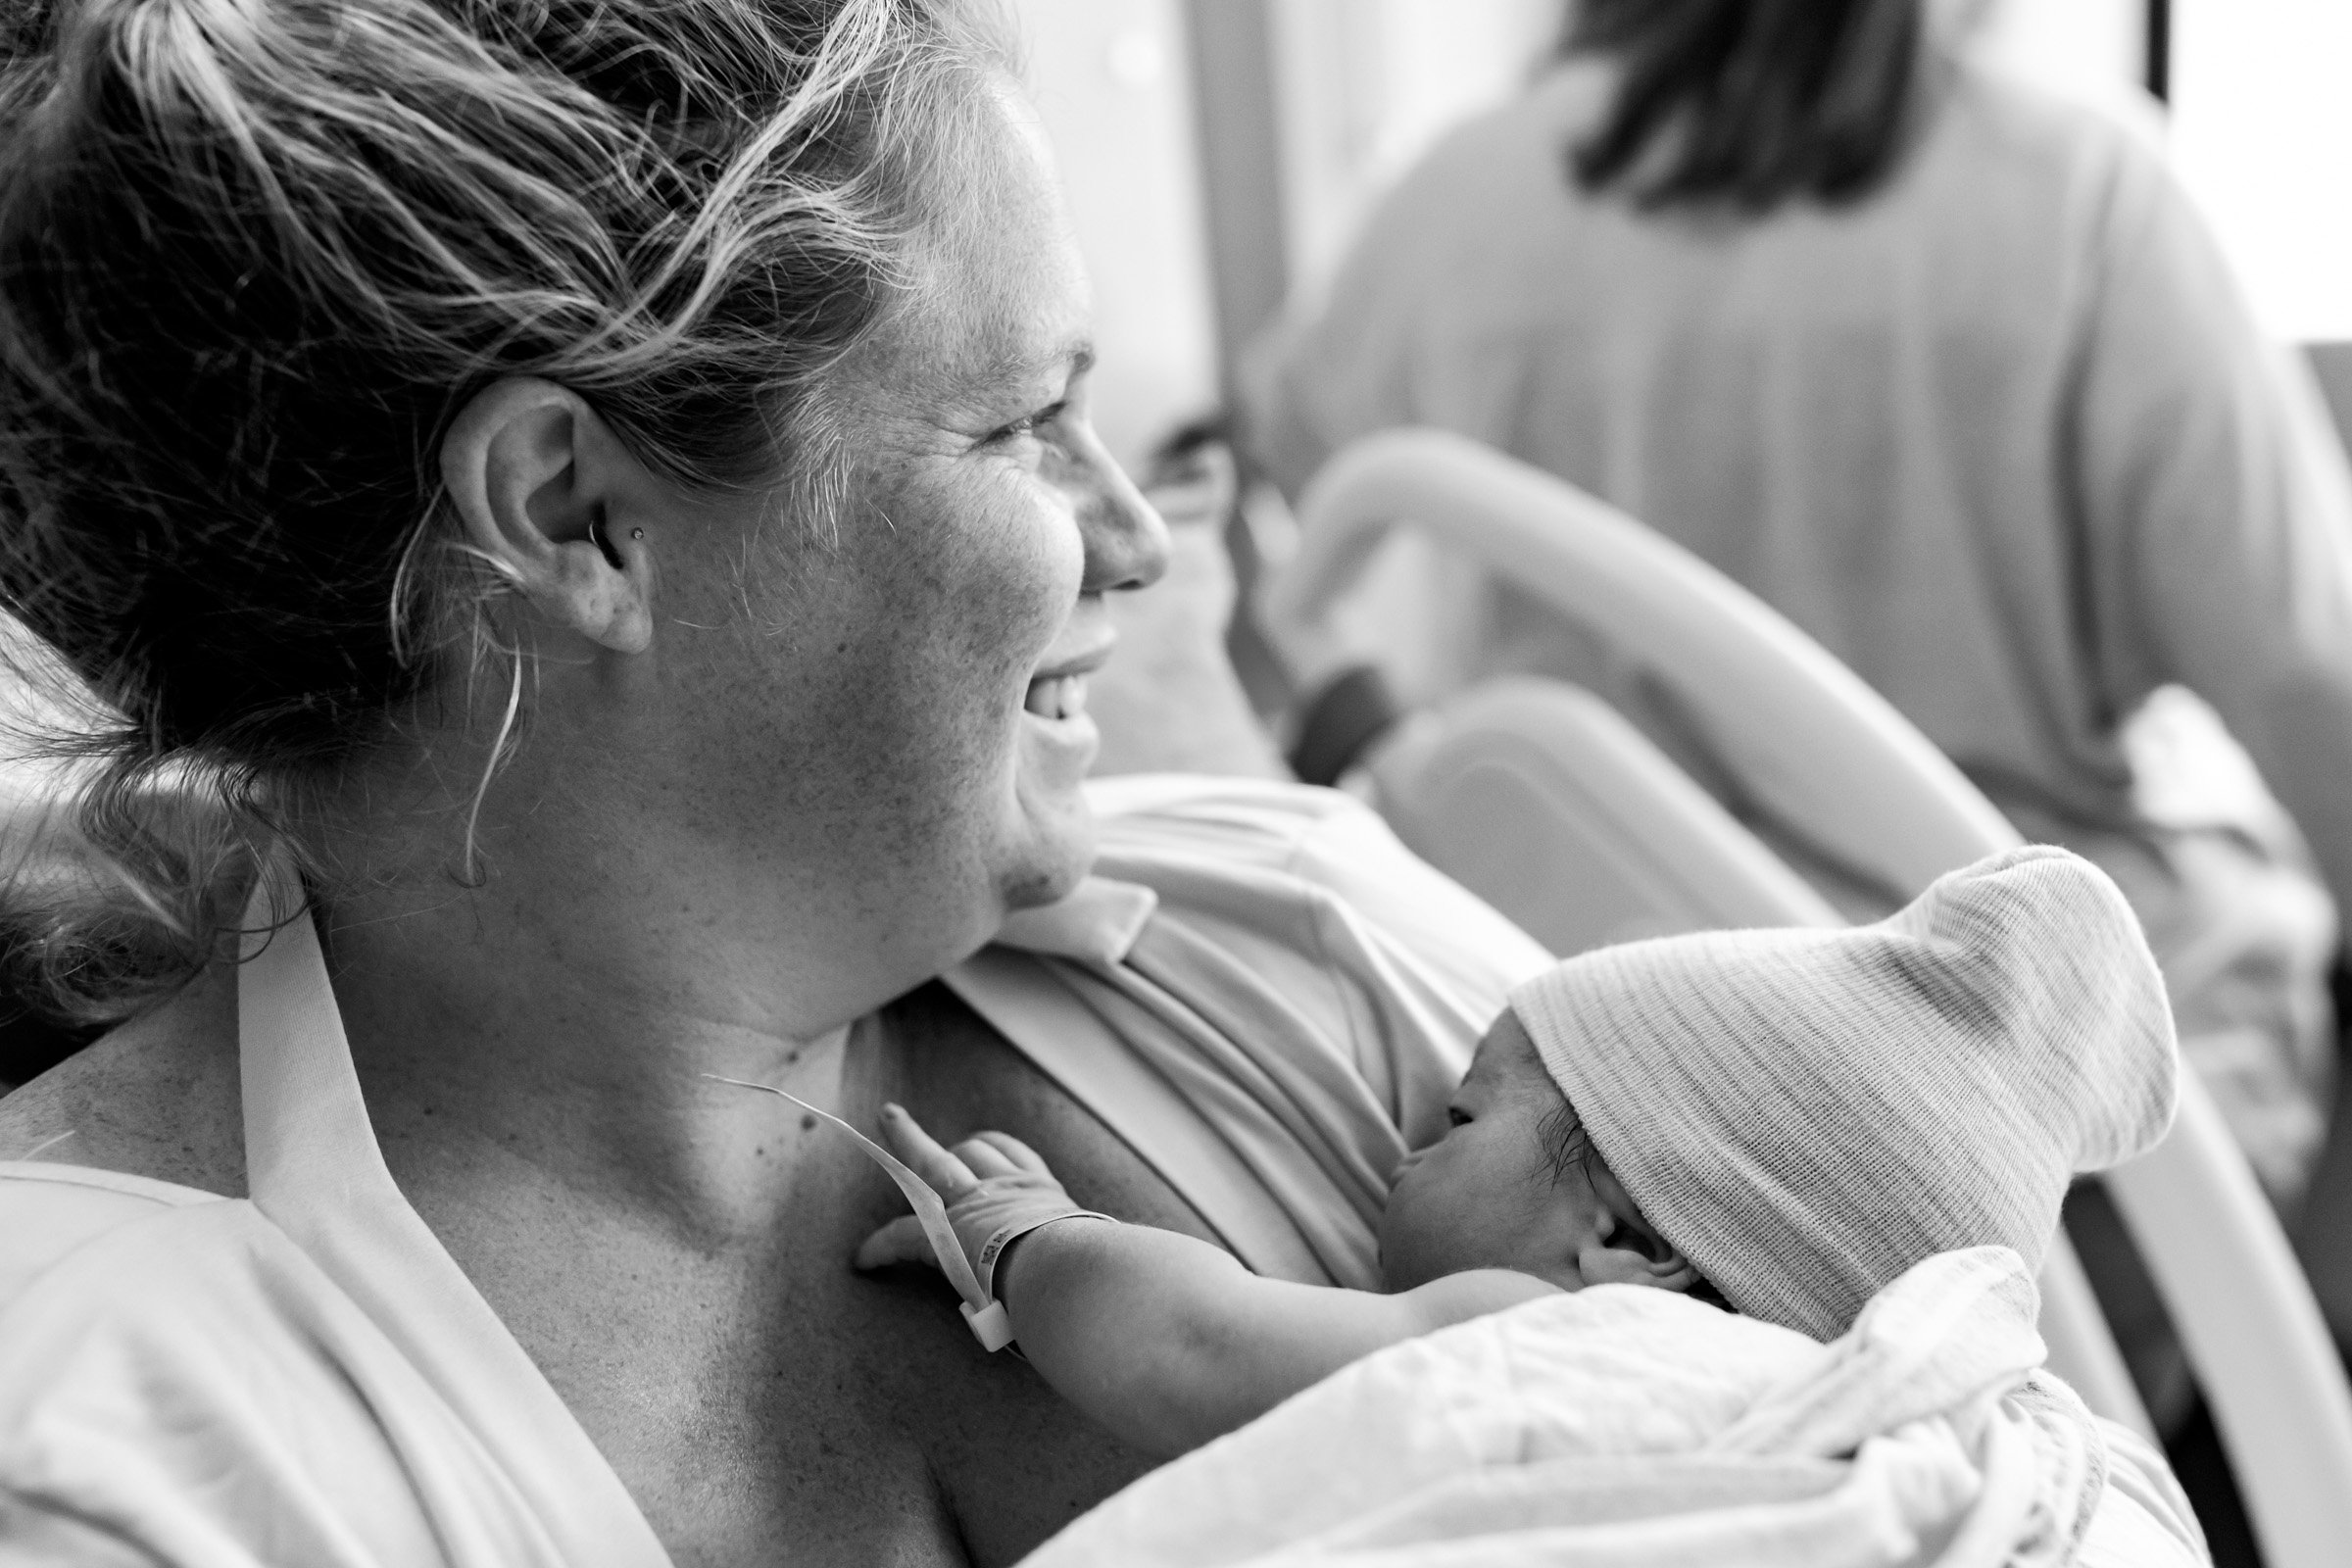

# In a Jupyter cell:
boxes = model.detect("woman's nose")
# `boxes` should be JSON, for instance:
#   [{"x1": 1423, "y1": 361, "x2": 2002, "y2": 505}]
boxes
[{"x1": 1077, "y1": 446, "x2": 1171, "y2": 595}]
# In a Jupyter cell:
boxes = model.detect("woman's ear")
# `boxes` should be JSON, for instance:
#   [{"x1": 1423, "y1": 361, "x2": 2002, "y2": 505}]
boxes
[{"x1": 440, "y1": 376, "x2": 655, "y2": 655}]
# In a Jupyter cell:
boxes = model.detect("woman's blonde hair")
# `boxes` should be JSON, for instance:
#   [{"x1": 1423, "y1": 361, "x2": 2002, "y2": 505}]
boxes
[{"x1": 0, "y1": 0, "x2": 1012, "y2": 1026}]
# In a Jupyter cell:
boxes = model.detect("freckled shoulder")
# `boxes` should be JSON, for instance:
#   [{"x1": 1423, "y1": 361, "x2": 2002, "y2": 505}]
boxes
[
  {"x1": 869, "y1": 979, "x2": 1220, "y2": 1245},
  {"x1": 0, "y1": 963, "x2": 244, "y2": 1196}
]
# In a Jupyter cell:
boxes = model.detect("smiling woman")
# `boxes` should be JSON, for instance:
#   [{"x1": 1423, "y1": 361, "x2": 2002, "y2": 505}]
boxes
[
  {"x1": 0, "y1": 0, "x2": 1240, "y2": 1561},
  {"x1": 0, "y1": 0, "x2": 1162, "y2": 1035}
]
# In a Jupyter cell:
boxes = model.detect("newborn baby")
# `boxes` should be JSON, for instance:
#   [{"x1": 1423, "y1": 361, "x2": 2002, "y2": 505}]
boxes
[{"x1": 857, "y1": 845, "x2": 2179, "y2": 1460}]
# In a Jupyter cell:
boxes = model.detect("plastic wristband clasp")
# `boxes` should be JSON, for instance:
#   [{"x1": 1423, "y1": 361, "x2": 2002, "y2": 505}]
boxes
[{"x1": 960, "y1": 1298, "x2": 1015, "y2": 1351}]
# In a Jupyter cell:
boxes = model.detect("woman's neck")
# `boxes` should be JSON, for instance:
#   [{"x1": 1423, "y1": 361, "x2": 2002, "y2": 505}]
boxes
[
  {"x1": 296, "y1": 677, "x2": 1000, "y2": 1245},
  {"x1": 306, "y1": 781, "x2": 883, "y2": 1244}
]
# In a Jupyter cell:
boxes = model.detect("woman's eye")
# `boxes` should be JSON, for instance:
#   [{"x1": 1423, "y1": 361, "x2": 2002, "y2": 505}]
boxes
[
  {"x1": 1446, "y1": 1107, "x2": 1471, "y2": 1128},
  {"x1": 990, "y1": 400, "x2": 1067, "y2": 445}
]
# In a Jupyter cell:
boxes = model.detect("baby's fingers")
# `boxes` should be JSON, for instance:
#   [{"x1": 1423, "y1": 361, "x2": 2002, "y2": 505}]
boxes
[
  {"x1": 952, "y1": 1133, "x2": 1030, "y2": 1181},
  {"x1": 967, "y1": 1129, "x2": 1054, "y2": 1176},
  {"x1": 854, "y1": 1213, "x2": 939, "y2": 1273},
  {"x1": 876, "y1": 1103, "x2": 977, "y2": 1200}
]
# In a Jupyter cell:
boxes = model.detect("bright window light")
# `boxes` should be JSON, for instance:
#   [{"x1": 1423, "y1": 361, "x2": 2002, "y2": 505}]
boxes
[{"x1": 2170, "y1": 0, "x2": 2352, "y2": 342}]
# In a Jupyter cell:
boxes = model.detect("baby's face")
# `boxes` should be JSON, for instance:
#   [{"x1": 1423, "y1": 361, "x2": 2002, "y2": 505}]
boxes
[{"x1": 1378, "y1": 1009, "x2": 1674, "y2": 1295}]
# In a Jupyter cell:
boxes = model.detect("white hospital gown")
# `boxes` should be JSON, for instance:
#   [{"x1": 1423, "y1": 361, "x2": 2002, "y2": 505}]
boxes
[{"x1": 0, "y1": 895, "x2": 669, "y2": 1565}]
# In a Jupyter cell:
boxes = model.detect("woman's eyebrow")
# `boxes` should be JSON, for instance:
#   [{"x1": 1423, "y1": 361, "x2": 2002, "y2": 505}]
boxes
[{"x1": 959, "y1": 338, "x2": 1095, "y2": 402}]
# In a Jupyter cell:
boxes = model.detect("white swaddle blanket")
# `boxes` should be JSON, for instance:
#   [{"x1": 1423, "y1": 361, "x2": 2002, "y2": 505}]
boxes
[{"x1": 1020, "y1": 1249, "x2": 2206, "y2": 1568}]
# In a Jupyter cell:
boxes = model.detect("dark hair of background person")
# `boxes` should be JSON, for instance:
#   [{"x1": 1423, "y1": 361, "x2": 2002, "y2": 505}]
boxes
[
  {"x1": 0, "y1": 0, "x2": 1009, "y2": 1033},
  {"x1": 1560, "y1": 0, "x2": 1928, "y2": 212}
]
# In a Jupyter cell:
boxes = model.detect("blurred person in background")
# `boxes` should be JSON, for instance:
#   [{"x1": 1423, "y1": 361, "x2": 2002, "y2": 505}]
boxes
[{"x1": 1242, "y1": 0, "x2": 2352, "y2": 1438}]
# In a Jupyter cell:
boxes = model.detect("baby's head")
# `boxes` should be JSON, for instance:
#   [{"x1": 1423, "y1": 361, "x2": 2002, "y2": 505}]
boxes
[
  {"x1": 1380, "y1": 846, "x2": 2180, "y2": 1338},
  {"x1": 1381, "y1": 1005, "x2": 1711, "y2": 1299}
]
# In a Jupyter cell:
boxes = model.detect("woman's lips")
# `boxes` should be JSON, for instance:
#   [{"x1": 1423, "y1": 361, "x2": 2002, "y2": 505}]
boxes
[
  {"x1": 1023, "y1": 671, "x2": 1091, "y2": 721},
  {"x1": 1023, "y1": 631, "x2": 1112, "y2": 724}
]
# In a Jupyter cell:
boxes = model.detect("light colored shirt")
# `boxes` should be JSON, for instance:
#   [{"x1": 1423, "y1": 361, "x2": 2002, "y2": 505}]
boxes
[
  {"x1": 0, "y1": 893, "x2": 668, "y2": 1566},
  {"x1": 952, "y1": 775, "x2": 1552, "y2": 1289}
]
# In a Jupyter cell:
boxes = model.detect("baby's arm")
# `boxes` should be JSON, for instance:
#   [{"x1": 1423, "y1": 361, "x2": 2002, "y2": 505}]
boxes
[
  {"x1": 999, "y1": 1215, "x2": 1550, "y2": 1456},
  {"x1": 855, "y1": 1104, "x2": 1554, "y2": 1458}
]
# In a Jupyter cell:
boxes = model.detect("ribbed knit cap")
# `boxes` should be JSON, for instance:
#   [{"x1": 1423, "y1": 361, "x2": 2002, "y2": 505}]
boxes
[{"x1": 1509, "y1": 846, "x2": 2178, "y2": 1340}]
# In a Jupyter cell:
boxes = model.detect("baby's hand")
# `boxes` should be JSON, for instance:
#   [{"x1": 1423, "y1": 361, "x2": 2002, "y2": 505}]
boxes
[{"x1": 853, "y1": 1103, "x2": 1112, "y2": 1304}]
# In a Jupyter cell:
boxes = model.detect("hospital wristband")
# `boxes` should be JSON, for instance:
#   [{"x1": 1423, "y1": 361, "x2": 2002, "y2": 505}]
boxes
[{"x1": 969, "y1": 1210, "x2": 1117, "y2": 1351}]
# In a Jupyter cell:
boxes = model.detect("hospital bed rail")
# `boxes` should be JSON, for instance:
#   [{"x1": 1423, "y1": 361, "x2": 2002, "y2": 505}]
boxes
[{"x1": 1270, "y1": 426, "x2": 2352, "y2": 1568}]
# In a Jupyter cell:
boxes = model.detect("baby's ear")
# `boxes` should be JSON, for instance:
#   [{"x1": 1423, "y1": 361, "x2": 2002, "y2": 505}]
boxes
[
  {"x1": 1579, "y1": 1237, "x2": 1699, "y2": 1292},
  {"x1": 1580, "y1": 1170, "x2": 1693, "y2": 1298}
]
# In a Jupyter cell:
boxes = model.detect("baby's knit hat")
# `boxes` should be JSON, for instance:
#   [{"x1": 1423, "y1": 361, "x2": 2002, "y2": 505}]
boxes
[{"x1": 1509, "y1": 845, "x2": 2178, "y2": 1340}]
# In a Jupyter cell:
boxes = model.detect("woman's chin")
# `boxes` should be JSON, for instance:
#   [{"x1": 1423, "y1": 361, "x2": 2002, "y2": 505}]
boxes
[
  {"x1": 1002, "y1": 855, "x2": 1089, "y2": 912},
  {"x1": 1002, "y1": 742, "x2": 1100, "y2": 910}
]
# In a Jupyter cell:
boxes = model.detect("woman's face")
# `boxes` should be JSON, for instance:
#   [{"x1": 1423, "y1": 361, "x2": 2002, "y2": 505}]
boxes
[{"x1": 629, "y1": 85, "x2": 1167, "y2": 1029}]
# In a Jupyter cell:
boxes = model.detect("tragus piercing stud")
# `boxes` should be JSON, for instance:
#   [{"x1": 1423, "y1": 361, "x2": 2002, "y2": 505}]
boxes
[{"x1": 630, "y1": 528, "x2": 645, "y2": 540}]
